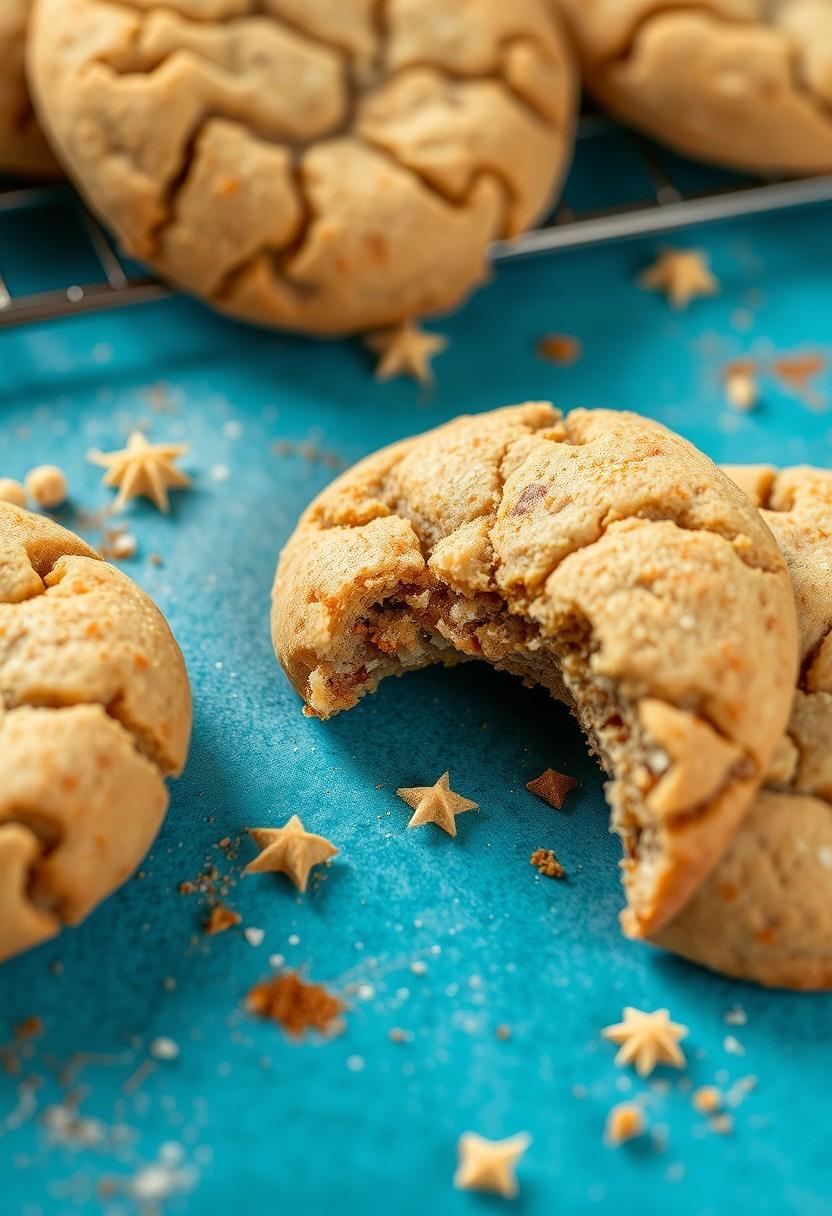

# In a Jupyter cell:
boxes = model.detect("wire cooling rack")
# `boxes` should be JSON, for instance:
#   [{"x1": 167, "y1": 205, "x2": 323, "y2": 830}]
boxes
[{"x1": 2, "y1": 113, "x2": 832, "y2": 329}]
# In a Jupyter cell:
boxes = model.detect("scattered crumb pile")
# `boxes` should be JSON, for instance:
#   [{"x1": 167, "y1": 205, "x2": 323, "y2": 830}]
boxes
[
  {"x1": 530, "y1": 849, "x2": 565, "y2": 879},
  {"x1": 245, "y1": 972, "x2": 343, "y2": 1038}
]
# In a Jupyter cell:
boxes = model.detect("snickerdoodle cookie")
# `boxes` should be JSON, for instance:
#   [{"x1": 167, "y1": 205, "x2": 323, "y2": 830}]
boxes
[
  {"x1": 656, "y1": 466, "x2": 832, "y2": 989},
  {"x1": 271, "y1": 404, "x2": 798, "y2": 936},
  {"x1": 556, "y1": 1, "x2": 832, "y2": 173},
  {"x1": 28, "y1": 0, "x2": 575, "y2": 333},
  {"x1": 0, "y1": 505, "x2": 191, "y2": 963},
  {"x1": 0, "y1": 0, "x2": 55, "y2": 174}
]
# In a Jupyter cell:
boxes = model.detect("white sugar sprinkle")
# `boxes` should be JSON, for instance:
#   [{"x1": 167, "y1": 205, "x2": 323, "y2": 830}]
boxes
[
  {"x1": 244, "y1": 927, "x2": 265, "y2": 947},
  {"x1": 150, "y1": 1037, "x2": 180, "y2": 1062},
  {"x1": 723, "y1": 1004, "x2": 747, "y2": 1026}
]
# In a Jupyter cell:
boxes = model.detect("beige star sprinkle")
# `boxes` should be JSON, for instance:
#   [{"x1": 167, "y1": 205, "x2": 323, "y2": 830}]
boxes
[
  {"x1": 639, "y1": 247, "x2": 718, "y2": 310},
  {"x1": 245, "y1": 815, "x2": 337, "y2": 893},
  {"x1": 88, "y1": 431, "x2": 190, "y2": 513},
  {"x1": 365, "y1": 320, "x2": 447, "y2": 386},
  {"x1": 454, "y1": 1132, "x2": 531, "y2": 1198},
  {"x1": 602, "y1": 1007, "x2": 688, "y2": 1077},
  {"x1": 396, "y1": 772, "x2": 478, "y2": 837}
]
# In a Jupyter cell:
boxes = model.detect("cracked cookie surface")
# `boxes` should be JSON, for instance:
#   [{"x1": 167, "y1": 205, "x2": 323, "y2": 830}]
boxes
[
  {"x1": 0, "y1": 0, "x2": 56, "y2": 174},
  {"x1": 556, "y1": 0, "x2": 832, "y2": 172},
  {"x1": 0, "y1": 505, "x2": 191, "y2": 963},
  {"x1": 28, "y1": 0, "x2": 575, "y2": 333},
  {"x1": 656, "y1": 466, "x2": 832, "y2": 989},
  {"x1": 271, "y1": 403, "x2": 798, "y2": 936}
]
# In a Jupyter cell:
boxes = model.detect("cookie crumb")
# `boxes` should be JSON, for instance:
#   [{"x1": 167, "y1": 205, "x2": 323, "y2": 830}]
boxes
[
  {"x1": 692, "y1": 1086, "x2": 722, "y2": 1115},
  {"x1": 495, "y1": 1024, "x2": 512, "y2": 1041},
  {"x1": 536, "y1": 333, "x2": 582, "y2": 365},
  {"x1": 530, "y1": 848, "x2": 565, "y2": 879},
  {"x1": 25, "y1": 464, "x2": 67, "y2": 508},
  {"x1": 0, "y1": 478, "x2": 26, "y2": 507},
  {"x1": 710, "y1": 1113, "x2": 734, "y2": 1136},
  {"x1": 526, "y1": 768, "x2": 576, "y2": 810},
  {"x1": 204, "y1": 905, "x2": 241, "y2": 935},
  {"x1": 245, "y1": 972, "x2": 343, "y2": 1038},
  {"x1": 604, "y1": 1102, "x2": 645, "y2": 1145},
  {"x1": 14, "y1": 1016, "x2": 43, "y2": 1040},
  {"x1": 771, "y1": 351, "x2": 826, "y2": 401},
  {"x1": 724, "y1": 369, "x2": 758, "y2": 412},
  {"x1": 110, "y1": 532, "x2": 137, "y2": 559}
]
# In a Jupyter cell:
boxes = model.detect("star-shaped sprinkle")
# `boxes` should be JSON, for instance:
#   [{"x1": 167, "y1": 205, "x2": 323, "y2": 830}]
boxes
[
  {"x1": 639, "y1": 247, "x2": 718, "y2": 310},
  {"x1": 365, "y1": 320, "x2": 447, "y2": 386},
  {"x1": 602, "y1": 1007, "x2": 688, "y2": 1077},
  {"x1": 454, "y1": 1132, "x2": 531, "y2": 1198},
  {"x1": 245, "y1": 814, "x2": 337, "y2": 892},
  {"x1": 396, "y1": 772, "x2": 478, "y2": 837},
  {"x1": 88, "y1": 431, "x2": 190, "y2": 513},
  {"x1": 526, "y1": 767, "x2": 576, "y2": 809}
]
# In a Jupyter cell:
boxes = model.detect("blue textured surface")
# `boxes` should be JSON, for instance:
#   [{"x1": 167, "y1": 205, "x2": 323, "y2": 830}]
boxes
[{"x1": 2, "y1": 185, "x2": 832, "y2": 1216}]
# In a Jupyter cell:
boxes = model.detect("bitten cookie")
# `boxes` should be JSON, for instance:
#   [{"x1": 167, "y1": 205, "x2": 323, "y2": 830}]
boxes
[
  {"x1": 655, "y1": 467, "x2": 832, "y2": 989},
  {"x1": 556, "y1": 1, "x2": 832, "y2": 173},
  {"x1": 28, "y1": 0, "x2": 575, "y2": 333},
  {"x1": 0, "y1": 505, "x2": 191, "y2": 963},
  {"x1": 271, "y1": 404, "x2": 798, "y2": 936},
  {"x1": 0, "y1": 0, "x2": 55, "y2": 174}
]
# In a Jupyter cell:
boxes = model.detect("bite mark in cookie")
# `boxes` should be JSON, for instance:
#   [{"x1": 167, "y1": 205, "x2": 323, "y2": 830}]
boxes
[{"x1": 271, "y1": 404, "x2": 798, "y2": 936}]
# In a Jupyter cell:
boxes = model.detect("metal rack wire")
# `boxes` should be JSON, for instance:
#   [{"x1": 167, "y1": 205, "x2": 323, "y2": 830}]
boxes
[{"x1": 2, "y1": 113, "x2": 832, "y2": 329}]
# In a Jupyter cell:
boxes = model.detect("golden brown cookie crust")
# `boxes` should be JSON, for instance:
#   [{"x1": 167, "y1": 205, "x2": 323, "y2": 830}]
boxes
[
  {"x1": 655, "y1": 467, "x2": 832, "y2": 989},
  {"x1": 556, "y1": 1, "x2": 832, "y2": 173},
  {"x1": 28, "y1": 0, "x2": 576, "y2": 333},
  {"x1": 0, "y1": 0, "x2": 56, "y2": 175},
  {"x1": 0, "y1": 505, "x2": 192, "y2": 963},
  {"x1": 271, "y1": 404, "x2": 798, "y2": 936}
]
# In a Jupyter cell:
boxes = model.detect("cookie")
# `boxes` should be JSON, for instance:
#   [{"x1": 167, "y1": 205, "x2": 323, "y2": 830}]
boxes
[
  {"x1": 271, "y1": 404, "x2": 798, "y2": 936},
  {"x1": 0, "y1": 505, "x2": 191, "y2": 963},
  {"x1": 655, "y1": 467, "x2": 832, "y2": 989},
  {"x1": 0, "y1": 0, "x2": 55, "y2": 174},
  {"x1": 556, "y1": 1, "x2": 832, "y2": 173},
  {"x1": 28, "y1": 0, "x2": 575, "y2": 333}
]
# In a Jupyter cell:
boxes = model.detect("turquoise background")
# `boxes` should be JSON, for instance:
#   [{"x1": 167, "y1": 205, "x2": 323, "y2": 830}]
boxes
[{"x1": 1, "y1": 129, "x2": 832, "y2": 1215}]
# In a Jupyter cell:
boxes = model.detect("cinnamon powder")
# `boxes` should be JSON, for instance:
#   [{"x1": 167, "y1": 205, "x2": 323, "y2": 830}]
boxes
[{"x1": 246, "y1": 972, "x2": 343, "y2": 1038}]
